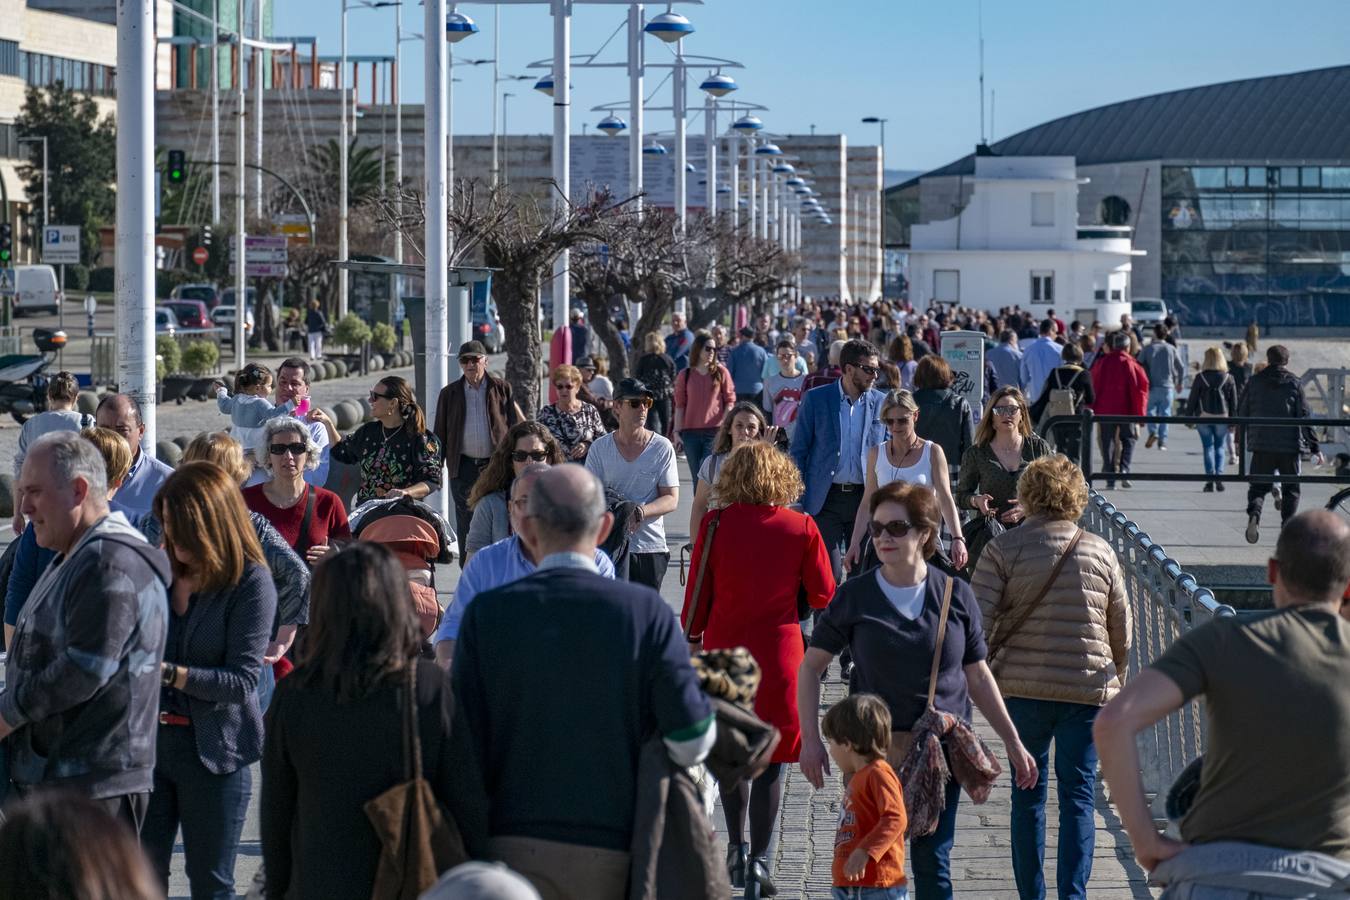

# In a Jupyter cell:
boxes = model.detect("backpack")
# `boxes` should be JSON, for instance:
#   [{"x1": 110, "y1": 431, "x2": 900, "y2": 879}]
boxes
[
  {"x1": 1196, "y1": 372, "x2": 1228, "y2": 417},
  {"x1": 772, "y1": 387, "x2": 802, "y2": 427},
  {"x1": 1042, "y1": 368, "x2": 1081, "y2": 423}
]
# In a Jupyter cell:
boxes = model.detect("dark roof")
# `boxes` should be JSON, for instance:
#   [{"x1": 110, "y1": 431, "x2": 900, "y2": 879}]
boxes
[{"x1": 899, "y1": 65, "x2": 1350, "y2": 188}]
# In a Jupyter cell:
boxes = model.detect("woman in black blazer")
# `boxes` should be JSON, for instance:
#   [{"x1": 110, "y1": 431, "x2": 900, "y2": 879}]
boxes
[
  {"x1": 142, "y1": 461, "x2": 277, "y2": 900},
  {"x1": 261, "y1": 543, "x2": 487, "y2": 899}
]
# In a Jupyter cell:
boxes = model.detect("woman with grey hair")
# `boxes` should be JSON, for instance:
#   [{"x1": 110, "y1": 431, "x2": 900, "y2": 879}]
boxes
[{"x1": 244, "y1": 417, "x2": 351, "y2": 567}]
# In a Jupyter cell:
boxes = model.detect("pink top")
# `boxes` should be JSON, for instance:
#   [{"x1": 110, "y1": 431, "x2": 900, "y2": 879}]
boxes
[{"x1": 674, "y1": 364, "x2": 736, "y2": 430}]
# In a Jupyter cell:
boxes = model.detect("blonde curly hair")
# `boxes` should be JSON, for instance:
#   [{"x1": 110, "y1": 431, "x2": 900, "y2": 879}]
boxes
[
  {"x1": 714, "y1": 441, "x2": 803, "y2": 508},
  {"x1": 1017, "y1": 454, "x2": 1089, "y2": 521}
]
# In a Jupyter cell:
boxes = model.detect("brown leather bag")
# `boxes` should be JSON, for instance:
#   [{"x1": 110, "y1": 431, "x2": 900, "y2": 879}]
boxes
[{"x1": 364, "y1": 664, "x2": 468, "y2": 899}]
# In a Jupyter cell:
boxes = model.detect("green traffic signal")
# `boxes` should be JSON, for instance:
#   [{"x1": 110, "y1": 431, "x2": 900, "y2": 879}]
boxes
[
  {"x1": 168, "y1": 149, "x2": 186, "y2": 185},
  {"x1": 0, "y1": 222, "x2": 12, "y2": 263}
]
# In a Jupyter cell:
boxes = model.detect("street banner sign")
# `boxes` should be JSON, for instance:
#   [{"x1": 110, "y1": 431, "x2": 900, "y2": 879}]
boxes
[
  {"x1": 42, "y1": 226, "x2": 81, "y2": 265},
  {"x1": 192, "y1": 247, "x2": 209, "y2": 265},
  {"x1": 229, "y1": 235, "x2": 289, "y2": 277},
  {"x1": 272, "y1": 213, "x2": 312, "y2": 245},
  {"x1": 940, "y1": 330, "x2": 987, "y2": 415}
]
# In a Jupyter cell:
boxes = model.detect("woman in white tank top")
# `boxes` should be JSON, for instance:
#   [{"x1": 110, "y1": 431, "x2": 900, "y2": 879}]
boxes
[{"x1": 845, "y1": 389, "x2": 968, "y2": 571}]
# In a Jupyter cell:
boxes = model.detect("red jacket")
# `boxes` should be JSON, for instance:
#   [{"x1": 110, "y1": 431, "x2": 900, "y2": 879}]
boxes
[{"x1": 1088, "y1": 350, "x2": 1149, "y2": 416}]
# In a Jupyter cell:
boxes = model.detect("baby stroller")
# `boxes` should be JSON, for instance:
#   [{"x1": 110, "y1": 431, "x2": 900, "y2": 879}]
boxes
[{"x1": 349, "y1": 497, "x2": 456, "y2": 646}]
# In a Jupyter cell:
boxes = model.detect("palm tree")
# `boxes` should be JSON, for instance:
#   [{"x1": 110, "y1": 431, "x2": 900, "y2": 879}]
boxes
[{"x1": 306, "y1": 138, "x2": 394, "y2": 210}]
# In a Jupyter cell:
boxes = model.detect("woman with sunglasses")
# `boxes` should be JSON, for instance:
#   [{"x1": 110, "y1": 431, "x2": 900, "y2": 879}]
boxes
[
  {"x1": 955, "y1": 386, "x2": 1053, "y2": 575},
  {"x1": 674, "y1": 330, "x2": 736, "y2": 488},
  {"x1": 312, "y1": 376, "x2": 442, "y2": 505},
  {"x1": 686, "y1": 401, "x2": 778, "y2": 538},
  {"x1": 538, "y1": 364, "x2": 606, "y2": 462},
  {"x1": 845, "y1": 389, "x2": 968, "y2": 573},
  {"x1": 683, "y1": 441, "x2": 835, "y2": 895},
  {"x1": 799, "y1": 482, "x2": 1037, "y2": 900},
  {"x1": 464, "y1": 421, "x2": 565, "y2": 563},
  {"x1": 244, "y1": 418, "x2": 351, "y2": 567}
]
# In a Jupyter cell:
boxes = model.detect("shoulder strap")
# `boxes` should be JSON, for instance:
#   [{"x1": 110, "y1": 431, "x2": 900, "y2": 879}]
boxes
[
  {"x1": 987, "y1": 527, "x2": 1083, "y2": 666},
  {"x1": 404, "y1": 663, "x2": 422, "y2": 781},
  {"x1": 295, "y1": 487, "x2": 317, "y2": 558},
  {"x1": 682, "y1": 509, "x2": 722, "y2": 638},
  {"x1": 926, "y1": 575, "x2": 956, "y2": 707}
]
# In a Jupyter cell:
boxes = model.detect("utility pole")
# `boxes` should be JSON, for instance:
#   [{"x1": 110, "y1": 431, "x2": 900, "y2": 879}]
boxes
[
  {"x1": 424, "y1": 0, "x2": 449, "y2": 474},
  {"x1": 210, "y1": 0, "x2": 221, "y2": 223},
  {"x1": 115, "y1": 0, "x2": 156, "y2": 448},
  {"x1": 254, "y1": 0, "x2": 265, "y2": 219},
  {"x1": 338, "y1": 1, "x2": 349, "y2": 318},
  {"x1": 234, "y1": 2, "x2": 247, "y2": 367},
  {"x1": 393, "y1": 0, "x2": 403, "y2": 272},
  {"x1": 627, "y1": 4, "x2": 643, "y2": 216},
  {"x1": 550, "y1": 0, "x2": 570, "y2": 338},
  {"x1": 490, "y1": 5, "x2": 499, "y2": 185}
]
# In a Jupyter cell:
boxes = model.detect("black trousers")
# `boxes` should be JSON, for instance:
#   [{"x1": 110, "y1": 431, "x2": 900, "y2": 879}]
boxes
[
  {"x1": 1098, "y1": 424, "x2": 1136, "y2": 479},
  {"x1": 812, "y1": 484, "x2": 863, "y2": 586},
  {"x1": 649, "y1": 397, "x2": 673, "y2": 439},
  {"x1": 627, "y1": 551, "x2": 670, "y2": 591},
  {"x1": 450, "y1": 453, "x2": 491, "y2": 564},
  {"x1": 1247, "y1": 451, "x2": 1301, "y2": 522}
]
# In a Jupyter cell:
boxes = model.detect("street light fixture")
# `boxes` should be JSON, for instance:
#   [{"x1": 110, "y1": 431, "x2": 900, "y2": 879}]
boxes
[
  {"x1": 597, "y1": 114, "x2": 627, "y2": 136},
  {"x1": 643, "y1": 9, "x2": 694, "y2": 42},
  {"x1": 533, "y1": 74, "x2": 554, "y2": 96}
]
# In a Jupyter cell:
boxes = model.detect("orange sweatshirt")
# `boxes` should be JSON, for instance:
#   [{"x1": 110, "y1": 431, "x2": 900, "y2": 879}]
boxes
[{"x1": 833, "y1": 759, "x2": 907, "y2": 888}]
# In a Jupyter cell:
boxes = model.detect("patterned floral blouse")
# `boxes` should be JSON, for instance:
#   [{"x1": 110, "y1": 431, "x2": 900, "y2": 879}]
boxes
[
  {"x1": 330, "y1": 421, "x2": 443, "y2": 504},
  {"x1": 537, "y1": 402, "x2": 606, "y2": 460}
]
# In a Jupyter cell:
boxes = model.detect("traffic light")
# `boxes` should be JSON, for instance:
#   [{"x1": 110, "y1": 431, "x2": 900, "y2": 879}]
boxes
[
  {"x1": 167, "y1": 149, "x2": 186, "y2": 185},
  {"x1": 0, "y1": 223, "x2": 13, "y2": 264},
  {"x1": 202, "y1": 223, "x2": 212, "y2": 246}
]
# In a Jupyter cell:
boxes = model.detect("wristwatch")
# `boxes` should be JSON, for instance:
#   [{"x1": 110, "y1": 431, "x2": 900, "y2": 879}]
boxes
[{"x1": 161, "y1": 663, "x2": 178, "y2": 687}]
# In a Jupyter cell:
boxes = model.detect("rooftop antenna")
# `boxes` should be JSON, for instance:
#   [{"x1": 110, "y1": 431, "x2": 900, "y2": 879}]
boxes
[{"x1": 978, "y1": 0, "x2": 986, "y2": 144}]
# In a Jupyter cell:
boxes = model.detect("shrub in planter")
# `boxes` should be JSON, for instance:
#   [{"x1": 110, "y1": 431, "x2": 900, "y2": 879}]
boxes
[
  {"x1": 332, "y1": 314, "x2": 372, "y2": 353},
  {"x1": 156, "y1": 335, "x2": 182, "y2": 376},
  {"x1": 181, "y1": 340, "x2": 221, "y2": 377},
  {"x1": 371, "y1": 322, "x2": 397, "y2": 355}
]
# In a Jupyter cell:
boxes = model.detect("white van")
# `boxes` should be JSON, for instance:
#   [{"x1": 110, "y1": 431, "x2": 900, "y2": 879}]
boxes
[{"x1": 12, "y1": 265, "x2": 61, "y2": 316}]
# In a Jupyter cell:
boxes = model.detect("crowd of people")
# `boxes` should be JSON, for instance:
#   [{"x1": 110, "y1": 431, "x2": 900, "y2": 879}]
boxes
[{"x1": 0, "y1": 295, "x2": 1345, "y2": 900}]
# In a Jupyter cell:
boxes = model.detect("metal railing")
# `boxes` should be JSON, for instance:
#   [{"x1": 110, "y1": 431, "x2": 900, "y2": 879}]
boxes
[{"x1": 1084, "y1": 491, "x2": 1234, "y2": 812}]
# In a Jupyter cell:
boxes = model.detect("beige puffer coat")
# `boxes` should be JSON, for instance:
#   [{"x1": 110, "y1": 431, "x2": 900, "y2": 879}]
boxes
[{"x1": 970, "y1": 517, "x2": 1132, "y2": 706}]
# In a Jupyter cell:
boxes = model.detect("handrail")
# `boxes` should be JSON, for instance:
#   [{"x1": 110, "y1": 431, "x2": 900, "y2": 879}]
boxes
[{"x1": 1083, "y1": 489, "x2": 1233, "y2": 814}]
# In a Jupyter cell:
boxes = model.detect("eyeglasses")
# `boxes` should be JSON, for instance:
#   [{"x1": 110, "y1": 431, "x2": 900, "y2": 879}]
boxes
[
  {"x1": 855, "y1": 364, "x2": 880, "y2": 377},
  {"x1": 703, "y1": 345, "x2": 718, "y2": 353},
  {"x1": 621, "y1": 398, "x2": 653, "y2": 409},
  {"x1": 459, "y1": 355, "x2": 484, "y2": 365},
  {"x1": 883, "y1": 416, "x2": 912, "y2": 427},
  {"x1": 369, "y1": 391, "x2": 392, "y2": 401},
  {"x1": 868, "y1": 519, "x2": 915, "y2": 539},
  {"x1": 510, "y1": 449, "x2": 550, "y2": 463},
  {"x1": 992, "y1": 404, "x2": 1021, "y2": 416},
  {"x1": 269, "y1": 443, "x2": 308, "y2": 457},
  {"x1": 554, "y1": 382, "x2": 576, "y2": 390}
]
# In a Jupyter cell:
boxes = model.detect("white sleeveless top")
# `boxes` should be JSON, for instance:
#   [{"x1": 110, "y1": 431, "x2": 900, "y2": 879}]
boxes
[{"x1": 874, "y1": 439, "x2": 933, "y2": 487}]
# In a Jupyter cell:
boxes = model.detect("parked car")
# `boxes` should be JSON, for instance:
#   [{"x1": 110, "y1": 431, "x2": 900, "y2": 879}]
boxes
[
  {"x1": 155, "y1": 306, "x2": 180, "y2": 335},
  {"x1": 211, "y1": 304, "x2": 255, "y2": 345},
  {"x1": 162, "y1": 299, "x2": 211, "y2": 329},
  {"x1": 171, "y1": 283, "x2": 220, "y2": 308},
  {"x1": 1132, "y1": 297, "x2": 1168, "y2": 327},
  {"x1": 471, "y1": 295, "x2": 506, "y2": 354},
  {"x1": 12, "y1": 265, "x2": 61, "y2": 316}
]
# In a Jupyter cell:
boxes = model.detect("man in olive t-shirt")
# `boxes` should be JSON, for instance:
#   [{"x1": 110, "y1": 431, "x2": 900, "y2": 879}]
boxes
[{"x1": 1095, "y1": 510, "x2": 1350, "y2": 878}]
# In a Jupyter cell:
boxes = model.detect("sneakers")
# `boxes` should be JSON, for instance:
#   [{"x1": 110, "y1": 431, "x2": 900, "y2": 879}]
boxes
[
  {"x1": 1203, "y1": 481, "x2": 1214, "y2": 492},
  {"x1": 1158, "y1": 442, "x2": 1168, "y2": 451},
  {"x1": 1245, "y1": 515, "x2": 1260, "y2": 544},
  {"x1": 1227, "y1": 453, "x2": 1239, "y2": 466},
  {"x1": 1121, "y1": 479, "x2": 1133, "y2": 489},
  {"x1": 1145, "y1": 433, "x2": 1158, "y2": 449}
]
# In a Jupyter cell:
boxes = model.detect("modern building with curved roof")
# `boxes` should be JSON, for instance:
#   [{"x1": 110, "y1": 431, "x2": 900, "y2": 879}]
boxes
[{"x1": 888, "y1": 65, "x2": 1350, "y2": 329}]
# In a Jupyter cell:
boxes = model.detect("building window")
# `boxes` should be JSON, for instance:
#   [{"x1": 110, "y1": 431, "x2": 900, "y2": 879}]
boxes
[
  {"x1": 933, "y1": 269, "x2": 960, "y2": 303},
  {"x1": 1110, "y1": 289, "x2": 1123, "y2": 301},
  {"x1": 1100, "y1": 195, "x2": 1132, "y2": 226},
  {"x1": 1031, "y1": 271, "x2": 1055, "y2": 303},
  {"x1": 17, "y1": 51, "x2": 115, "y2": 97},
  {"x1": 1031, "y1": 192, "x2": 1054, "y2": 226},
  {"x1": 1094, "y1": 289, "x2": 1106, "y2": 301}
]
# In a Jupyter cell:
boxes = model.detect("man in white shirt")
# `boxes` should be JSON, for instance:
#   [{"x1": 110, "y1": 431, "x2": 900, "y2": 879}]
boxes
[{"x1": 1020, "y1": 319, "x2": 1067, "y2": 405}]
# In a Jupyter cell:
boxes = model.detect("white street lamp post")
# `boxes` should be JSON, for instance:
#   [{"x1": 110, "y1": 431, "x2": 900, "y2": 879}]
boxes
[
  {"x1": 234, "y1": 5, "x2": 247, "y2": 367},
  {"x1": 254, "y1": 0, "x2": 264, "y2": 219},
  {"x1": 115, "y1": 0, "x2": 156, "y2": 448},
  {"x1": 550, "y1": 0, "x2": 570, "y2": 336},
  {"x1": 210, "y1": 0, "x2": 221, "y2": 223},
  {"x1": 425, "y1": 0, "x2": 449, "y2": 441},
  {"x1": 339, "y1": 2, "x2": 349, "y2": 319},
  {"x1": 627, "y1": 4, "x2": 643, "y2": 215},
  {"x1": 502, "y1": 91, "x2": 513, "y2": 183}
]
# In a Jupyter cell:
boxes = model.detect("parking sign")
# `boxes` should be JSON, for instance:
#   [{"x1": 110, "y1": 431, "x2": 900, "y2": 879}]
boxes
[{"x1": 42, "y1": 226, "x2": 81, "y2": 265}]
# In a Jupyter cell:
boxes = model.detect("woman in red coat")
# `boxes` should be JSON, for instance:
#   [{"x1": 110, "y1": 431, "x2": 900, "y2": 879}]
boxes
[{"x1": 682, "y1": 440, "x2": 836, "y2": 896}]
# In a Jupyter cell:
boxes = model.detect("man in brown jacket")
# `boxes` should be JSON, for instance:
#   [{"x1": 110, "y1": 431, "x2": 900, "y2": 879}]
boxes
[{"x1": 434, "y1": 340, "x2": 524, "y2": 562}]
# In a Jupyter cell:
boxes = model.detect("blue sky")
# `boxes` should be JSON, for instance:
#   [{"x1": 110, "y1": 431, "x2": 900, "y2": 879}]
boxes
[{"x1": 273, "y1": 0, "x2": 1350, "y2": 173}]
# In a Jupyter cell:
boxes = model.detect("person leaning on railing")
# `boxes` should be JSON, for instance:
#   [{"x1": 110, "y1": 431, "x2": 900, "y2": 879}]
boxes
[
  {"x1": 971, "y1": 454, "x2": 1131, "y2": 900},
  {"x1": 1094, "y1": 510, "x2": 1350, "y2": 891}
]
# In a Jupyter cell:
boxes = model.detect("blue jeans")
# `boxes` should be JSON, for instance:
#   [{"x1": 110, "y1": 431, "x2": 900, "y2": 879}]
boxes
[
  {"x1": 680, "y1": 428, "x2": 718, "y2": 489},
  {"x1": 1197, "y1": 424, "x2": 1227, "y2": 477},
  {"x1": 1005, "y1": 698, "x2": 1100, "y2": 900},
  {"x1": 257, "y1": 660, "x2": 276, "y2": 714},
  {"x1": 142, "y1": 725, "x2": 252, "y2": 900},
  {"x1": 910, "y1": 776, "x2": 962, "y2": 900},
  {"x1": 1147, "y1": 387, "x2": 1175, "y2": 442},
  {"x1": 833, "y1": 887, "x2": 910, "y2": 899}
]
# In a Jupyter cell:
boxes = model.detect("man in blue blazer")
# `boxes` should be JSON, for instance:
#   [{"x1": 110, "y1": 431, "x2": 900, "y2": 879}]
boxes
[{"x1": 789, "y1": 338, "x2": 889, "y2": 583}]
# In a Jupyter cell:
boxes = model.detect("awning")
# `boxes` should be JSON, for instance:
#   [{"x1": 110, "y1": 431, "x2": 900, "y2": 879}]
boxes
[{"x1": 0, "y1": 162, "x2": 29, "y2": 207}]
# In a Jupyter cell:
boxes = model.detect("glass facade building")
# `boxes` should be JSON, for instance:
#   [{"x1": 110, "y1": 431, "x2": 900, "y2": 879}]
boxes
[{"x1": 1159, "y1": 165, "x2": 1350, "y2": 327}]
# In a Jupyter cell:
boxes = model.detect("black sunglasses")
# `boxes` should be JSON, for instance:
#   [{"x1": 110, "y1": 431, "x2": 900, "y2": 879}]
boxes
[
  {"x1": 621, "y1": 397, "x2": 653, "y2": 409},
  {"x1": 459, "y1": 355, "x2": 484, "y2": 365},
  {"x1": 510, "y1": 449, "x2": 550, "y2": 463},
  {"x1": 269, "y1": 442, "x2": 308, "y2": 457},
  {"x1": 369, "y1": 391, "x2": 392, "y2": 401},
  {"x1": 855, "y1": 364, "x2": 880, "y2": 377},
  {"x1": 868, "y1": 519, "x2": 915, "y2": 539}
]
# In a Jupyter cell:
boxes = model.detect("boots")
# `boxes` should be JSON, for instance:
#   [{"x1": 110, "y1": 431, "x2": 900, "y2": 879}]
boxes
[
  {"x1": 744, "y1": 856, "x2": 777, "y2": 899},
  {"x1": 726, "y1": 843, "x2": 748, "y2": 890}
]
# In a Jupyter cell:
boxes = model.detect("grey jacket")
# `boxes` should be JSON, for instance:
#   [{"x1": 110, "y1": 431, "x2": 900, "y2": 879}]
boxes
[
  {"x1": 1, "y1": 513, "x2": 170, "y2": 798},
  {"x1": 1138, "y1": 340, "x2": 1184, "y2": 391},
  {"x1": 465, "y1": 490, "x2": 510, "y2": 563}
]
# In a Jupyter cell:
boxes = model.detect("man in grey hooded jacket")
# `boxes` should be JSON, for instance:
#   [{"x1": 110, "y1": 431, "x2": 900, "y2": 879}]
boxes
[{"x1": 0, "y1": 431, "x2": 170, "y2": 831}]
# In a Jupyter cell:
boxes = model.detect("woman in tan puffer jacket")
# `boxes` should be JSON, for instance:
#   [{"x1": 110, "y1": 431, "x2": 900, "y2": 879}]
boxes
[{"x1": 971, "y1": 454, "x2": 1131, "y2": 900}]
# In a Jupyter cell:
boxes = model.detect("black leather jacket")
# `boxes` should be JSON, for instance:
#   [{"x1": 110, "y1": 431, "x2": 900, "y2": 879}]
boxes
[
  {"x1": 913, "y1": 388, "x2": 974, "y2": 470},
  {"x1": 1235, "y1": 365, "x2": 1318, "y2": 454}
]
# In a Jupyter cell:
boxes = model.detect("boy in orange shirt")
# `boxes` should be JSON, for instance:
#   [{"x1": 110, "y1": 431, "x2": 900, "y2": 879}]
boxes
[{"x1": 823, "y1": 693, "x2": 908, "y2": 899}]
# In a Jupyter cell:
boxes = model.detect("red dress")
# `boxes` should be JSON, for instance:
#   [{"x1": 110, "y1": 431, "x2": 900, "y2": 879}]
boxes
[{"x1": 681, "y1": 503, "x2": 836, "y2": 763}]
